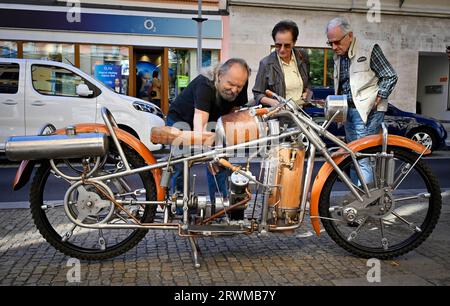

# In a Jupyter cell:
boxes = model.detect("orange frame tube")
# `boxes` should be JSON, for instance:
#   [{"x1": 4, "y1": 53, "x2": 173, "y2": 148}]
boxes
[{"x1": 309, "y1": 134, "x2": 431, "y2": 236}]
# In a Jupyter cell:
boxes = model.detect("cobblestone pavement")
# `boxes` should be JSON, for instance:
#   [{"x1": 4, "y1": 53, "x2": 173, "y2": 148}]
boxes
[{"x1": 0, "y1": 196, "x2": 449, "y2": 286}]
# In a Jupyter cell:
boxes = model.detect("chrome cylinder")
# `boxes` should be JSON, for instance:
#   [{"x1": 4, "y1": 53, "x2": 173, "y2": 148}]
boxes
[
  {"x1": 324, "y1": 95, "x2": 348, "y2": 123},
  {"x1": 5, "y1": 133, "x2": 109, "y2": 161}
]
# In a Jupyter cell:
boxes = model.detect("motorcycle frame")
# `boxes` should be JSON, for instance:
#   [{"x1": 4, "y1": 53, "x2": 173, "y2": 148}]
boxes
[{"x1": 67, "y1": 101, "x2": 391, "y2": 232}]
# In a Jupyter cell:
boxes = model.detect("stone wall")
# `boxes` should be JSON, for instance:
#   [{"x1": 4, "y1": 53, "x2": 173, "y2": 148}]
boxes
[{"x1": 227, "y1": 5, "x2": 450, "y2": 114}]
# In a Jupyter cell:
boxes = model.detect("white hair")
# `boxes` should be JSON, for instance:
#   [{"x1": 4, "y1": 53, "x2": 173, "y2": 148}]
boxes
[{"x1": 326, "y1": 17, "x2": 353, "y2": 34}]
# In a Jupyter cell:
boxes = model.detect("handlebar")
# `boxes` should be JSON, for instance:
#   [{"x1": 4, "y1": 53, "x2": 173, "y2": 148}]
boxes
[{"x1": 265, "y1": 90, "x2": 285, "y2": 104}]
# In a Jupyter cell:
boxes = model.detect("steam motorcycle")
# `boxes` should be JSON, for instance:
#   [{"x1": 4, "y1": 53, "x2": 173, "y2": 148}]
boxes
[{"x1": 6, "y1": 91, "x2": 442, "y2": 268}]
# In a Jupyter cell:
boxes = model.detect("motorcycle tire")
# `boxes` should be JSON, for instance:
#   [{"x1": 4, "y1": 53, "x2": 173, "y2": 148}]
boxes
[
  {"x1": 29, "y1": 146, "x2": 157, "y2": 260},
  {"x1": 319, "y1": 146, "x2": 441, "y2": 259}
]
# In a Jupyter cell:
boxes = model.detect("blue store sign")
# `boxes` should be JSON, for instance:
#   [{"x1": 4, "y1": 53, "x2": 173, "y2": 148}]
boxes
[{"x1": 0, "y1": 9, "x2": 222, "y2": 39}]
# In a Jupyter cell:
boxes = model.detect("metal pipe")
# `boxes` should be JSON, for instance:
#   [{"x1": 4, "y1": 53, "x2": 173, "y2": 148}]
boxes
[
  {"x1": 299, "y1": 144, "x2": 316, "y2": 222},
  {"x1": 101, "y1": 107, "x2": 131, "y2": 171},
  {"x1": 269, "y1": 222, "x2": 302, "y2": 231},
  {"x1": 273, "y1": 111, "x2": 364, "y2": 201},
  {"x1": 115, "y1": 200, "x2": 166, "y2": 205},
  {"x1": 183, "y1": 160, "x2": 189, "y2": 226},
  {"x1": 89, "y1": 129, "x2": 301, "y2": 182}
]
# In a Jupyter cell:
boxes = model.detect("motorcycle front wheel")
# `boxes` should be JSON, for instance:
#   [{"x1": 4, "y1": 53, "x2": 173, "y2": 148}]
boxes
[
  {"x1": 29, "y1": 146, "x2": 157, "y2": 260},
  {"x1": 319, "y1": 146, "x2": 441, "y2": 259}
]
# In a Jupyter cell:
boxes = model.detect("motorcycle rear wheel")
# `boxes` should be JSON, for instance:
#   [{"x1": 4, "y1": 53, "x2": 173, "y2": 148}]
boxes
[
  {"x1": 319, "y1": 146, "x2": 441, "y2": 259},
  {"x1": 29, "y1": 146, "x2": 157, "y2": 260}
]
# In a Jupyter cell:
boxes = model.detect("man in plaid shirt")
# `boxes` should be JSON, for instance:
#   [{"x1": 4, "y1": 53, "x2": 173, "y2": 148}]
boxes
[{"x1": 326, "y1": 17, "x2": 398, "y2": 185}]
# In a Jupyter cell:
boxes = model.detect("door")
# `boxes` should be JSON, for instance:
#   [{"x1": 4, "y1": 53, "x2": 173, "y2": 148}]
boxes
[
  {"x1": 0, "y1": 61, "x2": 25, "y2": 150},
  {"x1": 25, "y1": 63, "x2": 98, "y2": 135}
]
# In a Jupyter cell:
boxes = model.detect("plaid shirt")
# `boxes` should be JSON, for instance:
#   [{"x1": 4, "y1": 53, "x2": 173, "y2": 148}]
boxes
[{"x1": 338, "y1": 44, "x2": 398, "y2": 107}]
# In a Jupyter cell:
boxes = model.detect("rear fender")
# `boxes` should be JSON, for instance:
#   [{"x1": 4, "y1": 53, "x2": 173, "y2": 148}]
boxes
[
  {"x1": 309, "y1": 134, "x2": 431, "y2": 236},
  {"x1": 13, "y1": 160, "x2": 37, "y2": 191}
]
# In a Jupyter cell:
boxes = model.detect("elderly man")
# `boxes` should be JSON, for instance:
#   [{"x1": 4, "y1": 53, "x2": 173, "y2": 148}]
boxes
[
  {"x1": 167, "y1": 58, "x2": 251, "y2": 210},
  {"x1": 326, "y1": 17, "x2": 398, "y2": 184}
]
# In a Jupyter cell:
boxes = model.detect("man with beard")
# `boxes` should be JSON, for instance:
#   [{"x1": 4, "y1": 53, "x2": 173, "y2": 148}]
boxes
[{"x1": 166, "y1": 58, "x2": 251, "y2": 212}]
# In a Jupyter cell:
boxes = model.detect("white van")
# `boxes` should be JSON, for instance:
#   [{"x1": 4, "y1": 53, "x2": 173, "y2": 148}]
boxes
[{"x1": 0, "y1": 58, "x2": 164, "y2": 152}]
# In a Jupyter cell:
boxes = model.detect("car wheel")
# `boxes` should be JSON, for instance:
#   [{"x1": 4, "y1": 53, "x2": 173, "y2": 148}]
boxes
[
  {"x1": 409, "y1": 128, "x2": 437, "y2": 151},
  {"x1": 299, "y1": 133, "x2": 310, "y2": 151}
]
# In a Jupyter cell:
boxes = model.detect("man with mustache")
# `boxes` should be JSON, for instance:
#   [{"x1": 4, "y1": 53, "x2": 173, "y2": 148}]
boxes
[{"x1": 167, "y1": 58, "x2": 251, "y2": 212}]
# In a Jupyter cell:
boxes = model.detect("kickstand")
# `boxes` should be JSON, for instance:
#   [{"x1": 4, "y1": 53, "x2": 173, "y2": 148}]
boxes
[{"x1": 188, "y1": 236, "x2": 201, "y2": 268}]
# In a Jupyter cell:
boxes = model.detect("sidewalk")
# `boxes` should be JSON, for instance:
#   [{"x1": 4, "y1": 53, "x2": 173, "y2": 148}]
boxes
[{"x1": 0, "y1": 194, "x2": 449, "y2": 286}]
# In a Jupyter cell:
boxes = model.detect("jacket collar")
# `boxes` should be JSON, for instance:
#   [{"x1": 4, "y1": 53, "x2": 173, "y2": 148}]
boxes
[
  {"x1": 268, "y1": 51, "x2": 283, "y2": 74},
  {"x1": 347, "y1": 36, "x2": 357, "y2": 59},
  {"x1": 333, "y1": 36, "x2": 357, "y2": 62}
]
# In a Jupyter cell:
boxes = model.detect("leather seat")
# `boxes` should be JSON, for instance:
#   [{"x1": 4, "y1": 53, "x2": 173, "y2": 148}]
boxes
[{"x1": 151, "y1": 126, "x2": 216, "y2": 147}]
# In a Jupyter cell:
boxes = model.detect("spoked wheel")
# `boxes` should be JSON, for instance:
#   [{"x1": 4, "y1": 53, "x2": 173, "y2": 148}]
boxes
[
  {"x1": 29, "y1": 146, "x2": 157, "y2": 260},
  {"x1": 319, "y1": 146, "x2": 441, "y2": 259}
]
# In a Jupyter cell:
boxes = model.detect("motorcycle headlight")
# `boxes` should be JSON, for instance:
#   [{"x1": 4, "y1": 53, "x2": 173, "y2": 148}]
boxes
[{"x1": 133, "y1": 101, "x2": 164, "y2": 119}]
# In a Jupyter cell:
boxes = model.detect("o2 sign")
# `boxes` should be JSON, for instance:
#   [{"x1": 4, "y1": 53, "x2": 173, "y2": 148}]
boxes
[{"x1": 144, "y1": 19, "x2": 156, "y2": 32}]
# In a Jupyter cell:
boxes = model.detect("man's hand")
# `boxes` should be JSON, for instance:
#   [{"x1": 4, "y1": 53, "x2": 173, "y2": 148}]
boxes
[
  {"x1": 373, "y1": 96, "x2": 382, "y2": 110},
  {"x1": 260, "y1": 96, "x2": 280, "y2": 107}
]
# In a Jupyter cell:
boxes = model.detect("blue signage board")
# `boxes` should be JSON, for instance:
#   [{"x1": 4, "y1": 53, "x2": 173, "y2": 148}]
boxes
[
  {"x1": 0, "y1": 9, "x2": 222, "y2": 39},
  {"x1": 94, "y1": 64, "x2": 122, "y2": 92}
]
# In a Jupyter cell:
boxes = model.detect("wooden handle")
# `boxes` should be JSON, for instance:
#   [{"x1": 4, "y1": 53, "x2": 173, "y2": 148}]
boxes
[
  {"x1": 265, "y1": 89, "x2": 275, "y2": 98},
  {"x1": 253, "y1": 108, "x2": 270, "y2": 116}
]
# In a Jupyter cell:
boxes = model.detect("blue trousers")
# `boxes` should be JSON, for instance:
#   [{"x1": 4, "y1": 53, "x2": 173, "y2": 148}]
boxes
[
  {"x1": 166, "y1": 117, "x2": 229, "y2": 212},
  {"x1": 344, "y1": 108, "x2": 385, "y2": 185}
]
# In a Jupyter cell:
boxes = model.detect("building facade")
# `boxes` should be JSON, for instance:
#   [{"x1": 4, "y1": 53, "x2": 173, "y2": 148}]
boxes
[
  {"x1": 227, "y1": 0, "x2": 450, "y2": 120},
  {"x1": 0, "y1": 0, "x2": 226, "y2": 114},
  {"x1": 1, "y1": 0, "x2": 450, "y2": 121}
]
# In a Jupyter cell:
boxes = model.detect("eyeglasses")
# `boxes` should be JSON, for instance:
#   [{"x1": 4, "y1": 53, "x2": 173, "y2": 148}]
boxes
[
  {"x1": 274, "y1": 43, "x2": 293, "y2": 50},
  {"x1": 326, "y1": 33, "x2": 349, "y2": 47}
]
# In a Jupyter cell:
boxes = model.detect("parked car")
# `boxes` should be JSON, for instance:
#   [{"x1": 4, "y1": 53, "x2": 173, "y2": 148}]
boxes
[
  {"x1": 303, "y1": 101, "x2": 448, "y2": 151},
  {"x1": 0, "y1": 58, "x2": 164, "y2": 153}
]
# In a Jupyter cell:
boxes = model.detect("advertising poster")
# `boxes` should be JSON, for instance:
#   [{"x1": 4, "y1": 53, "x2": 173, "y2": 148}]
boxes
[
  {"x1": 94, "y1": 64, "x2": 122, "y2": 93},
  {"x1": 136, "y1": 61, "x2": 158, "y2": 100}
]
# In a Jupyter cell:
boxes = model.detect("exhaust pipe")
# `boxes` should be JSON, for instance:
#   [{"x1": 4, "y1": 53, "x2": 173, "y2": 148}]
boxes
[{"x1": 5, "y1": 133, "x2": 109, "y2": 161}]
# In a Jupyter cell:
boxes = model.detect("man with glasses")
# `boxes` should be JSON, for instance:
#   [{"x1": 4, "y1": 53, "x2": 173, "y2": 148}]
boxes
[
  {"x1": 326, "y1": 17, "x2": 398, "y2": 185},
  {"x1": 253, "y1": 20, "x2": 311, "y2": 108}
]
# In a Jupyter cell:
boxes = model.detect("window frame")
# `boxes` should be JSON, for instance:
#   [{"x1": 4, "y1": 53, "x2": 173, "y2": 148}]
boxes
[
  {"x1": 31, "y1": 64, "x2": 100, "y2": 98},
  {"x1": 0, "y1": 62, "x2": 20, "y2": 94}
]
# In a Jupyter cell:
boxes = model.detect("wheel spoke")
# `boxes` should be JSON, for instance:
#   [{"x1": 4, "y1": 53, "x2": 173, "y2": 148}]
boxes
[
  {"x1": 379, "y1": 219, "x2": 389, "y2": 250},
  {"x1": 391, "y1": 211, "x2": 422, "y2": 233},
  {"x1": 347, "y1": 217, "x2": 368, "y2": 242},
  {"x1": 98, "y1": 229, "x2": 107, "y2": 251},
  {"x1": 61, "y1": 224, "x2": 77, "y2": 242},
  {"x1": 395, "y1": 192, "x2": 430, "y2": 202}
]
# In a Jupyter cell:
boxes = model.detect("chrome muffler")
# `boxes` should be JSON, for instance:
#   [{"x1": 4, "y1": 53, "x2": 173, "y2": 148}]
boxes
[{"x1": 5, "y1": 133, "x2": 109, "y2": 161}]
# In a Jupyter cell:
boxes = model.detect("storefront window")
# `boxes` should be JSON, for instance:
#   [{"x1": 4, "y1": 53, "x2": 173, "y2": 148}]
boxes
[
  {"x1": 169, "y1": 49, "x2": 190, "y2": 103},
  {"x1": 79, "y1": 45, "x2": 129, "y2": 95},
  {"x1": 23, "y1": 42, "x2": 75, "y2": 64},
  {"x1": 0, "y1": 41, "x2": 18, "y2": 58},
  {"x1": 168, "y1": 49, "x2": 219, "y2": 103},
  {"x1": 305, "y1": 48, "x2": 334, "y2": 100},
  {"x1": 308, "y1": 48, "x2": 325, "y2": 86}
]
